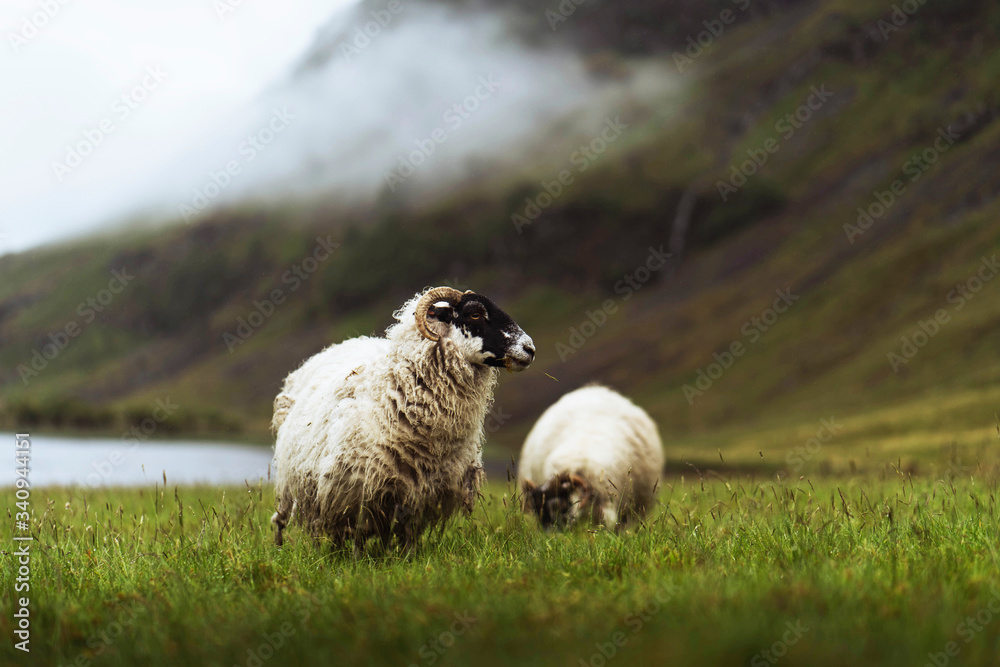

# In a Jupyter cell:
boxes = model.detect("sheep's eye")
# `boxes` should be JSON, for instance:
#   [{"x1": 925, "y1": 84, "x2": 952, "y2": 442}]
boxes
[{"x1": 468, "y1": 313, "x2": 481, "y2": 320}]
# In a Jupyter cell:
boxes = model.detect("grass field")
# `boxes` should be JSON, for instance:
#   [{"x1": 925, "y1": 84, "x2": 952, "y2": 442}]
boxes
[{"x1": 4, "y1": 464, "x2": 1000, "y2": 667}]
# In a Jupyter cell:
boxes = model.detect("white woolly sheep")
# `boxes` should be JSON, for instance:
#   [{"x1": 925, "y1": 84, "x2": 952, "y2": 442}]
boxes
[
  {"x1": 518, "y1": 384, "x2": 663, "y2": 528},
  {"x1": 271, "y1": 286, "x2": 535, "y2": 551}
]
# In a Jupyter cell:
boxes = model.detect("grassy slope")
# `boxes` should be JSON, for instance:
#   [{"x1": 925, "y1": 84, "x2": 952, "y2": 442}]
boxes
[
  {"x1": 1, "y1": 0, "x2": 1000, "y2": 476},
  {"x1": 2, "y1": 471, "x2": 1000, "y2": 666}
]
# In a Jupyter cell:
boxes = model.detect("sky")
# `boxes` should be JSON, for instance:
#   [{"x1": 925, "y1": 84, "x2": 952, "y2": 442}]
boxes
[
  {"x1": 0, "y1": 0, "x2": 356, "y2": 253},
  {"x1": 0, "y1": 1, "x2": 673, "y2": 256}
]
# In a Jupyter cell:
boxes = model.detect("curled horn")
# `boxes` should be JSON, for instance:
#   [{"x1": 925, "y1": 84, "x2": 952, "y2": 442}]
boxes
[
  {"x1": 568, "y1": 474, "x2": 596, "y2": 511},
  {"x1": 569, "y1": 474, "x2": 590, "y2": 492},
  {"x1": 414, "y1": 287, "x2": 469, "y2": 341}
]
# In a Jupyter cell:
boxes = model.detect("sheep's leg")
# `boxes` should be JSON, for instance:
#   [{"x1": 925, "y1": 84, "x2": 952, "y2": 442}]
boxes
[
  {"x1": 460, "y1": 466, "x2": 485, "y2": 514},
  {"x1": 378, "y1": 530, "x2": 392, "y2": 552},
  {"x1": 390, "y1": 502, "x2": 420, "y2": 555},
  {"x1": 375, "y1": 507, "x2": 394, "y2": 553},
  {"x1": 323, "y1": 518, "x2": 350, "y2": 555},
  {"x1": 354, "y1": 495, "x2": 392, "y2": 556},
  {"x1": 272, "y1": 497, "x2": 294, "y2": 546},
  {"x1": 355, "y1": 502, "x2": 392, "y2": 559},
  {"x1": 272, "y1": 515, "x2": 285, "y2": 546},
  {"x1": 398, "y1": 521, "x2": 419, "y2": 557}
]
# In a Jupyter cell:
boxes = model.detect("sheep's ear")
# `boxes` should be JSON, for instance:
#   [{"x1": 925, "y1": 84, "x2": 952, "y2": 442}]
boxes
[
  {"x1": 427, "y1": 303, "x2": 454, "y2": 323},
  {"x1": 520, "y1": 479, "x2": 537, "y2": 512}
]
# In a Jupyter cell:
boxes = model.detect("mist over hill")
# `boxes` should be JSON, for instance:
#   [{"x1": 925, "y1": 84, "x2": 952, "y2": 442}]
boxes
[
  {"x1": 2, "y1": 0, "x2": 999, "y2": 477},
  {"x1": 73, "y1": 0, "x2": 679, "y2": 230}
]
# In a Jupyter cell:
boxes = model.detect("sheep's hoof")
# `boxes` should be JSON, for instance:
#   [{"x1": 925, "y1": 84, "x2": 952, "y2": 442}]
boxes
[{"x1": 272, "y1": 513, "x2": 288, "y2": 547}]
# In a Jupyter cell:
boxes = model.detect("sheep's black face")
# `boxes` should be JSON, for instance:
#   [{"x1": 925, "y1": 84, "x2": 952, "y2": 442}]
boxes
[
  {"x1": 524, "y1": 483, "x2": 573, "y2": 529},
  {"x1": 522, "y1": 474, "x2": 589, "y2": 529},
  {"x1": 427, "y1": 292, "x2": 535, "y2": 371}
]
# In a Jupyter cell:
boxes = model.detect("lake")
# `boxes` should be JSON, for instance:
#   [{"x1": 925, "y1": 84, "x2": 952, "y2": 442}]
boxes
[{"x1": 3, "y1": 432, "x2": 274, "y2": 488}]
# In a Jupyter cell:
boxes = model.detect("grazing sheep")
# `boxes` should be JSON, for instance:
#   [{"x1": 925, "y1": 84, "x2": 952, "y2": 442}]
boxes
[
  {"x1": 518, "y1": 384, "x2": 663, "y2": 528},
  {"x1": 271, "y1": 286, "x2": 535, "y2": 552}
]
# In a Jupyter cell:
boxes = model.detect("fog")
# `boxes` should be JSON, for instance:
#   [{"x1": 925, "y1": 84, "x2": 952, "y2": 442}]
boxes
[{"x1": 1, "y1": 0, "x2": 672, "y2": 253}]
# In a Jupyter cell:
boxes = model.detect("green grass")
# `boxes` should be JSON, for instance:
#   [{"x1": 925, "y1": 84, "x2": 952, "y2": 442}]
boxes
[{"x1": 4, "y1": 466, "x2": 1000, "y2": 666}]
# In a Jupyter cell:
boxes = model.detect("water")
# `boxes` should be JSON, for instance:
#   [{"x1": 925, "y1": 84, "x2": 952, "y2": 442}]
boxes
[{"x1": 2, "y1": 433, "x2": 273, "y2": 488}]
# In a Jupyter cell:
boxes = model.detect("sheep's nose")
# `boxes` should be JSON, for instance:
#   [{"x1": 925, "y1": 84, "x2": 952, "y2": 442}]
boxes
[{"x1": 508, "y1": 332, "x2": 535, "y2": 370}]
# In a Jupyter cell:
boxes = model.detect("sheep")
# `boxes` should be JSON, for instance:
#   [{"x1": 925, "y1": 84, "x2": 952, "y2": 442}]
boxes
[
  {"x1": 518, "y1": 384, "x2": 663, "y2": 529},
  {"x1": 271, "y1": 286, "x2": 535, "y2": 552}
]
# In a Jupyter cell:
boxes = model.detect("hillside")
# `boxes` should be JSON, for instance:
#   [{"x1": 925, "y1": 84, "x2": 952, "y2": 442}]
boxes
[{"x1": 2, "y1": 0, "x2": 999, "y2": 477}]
